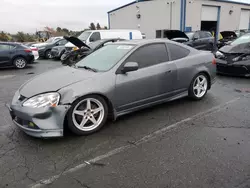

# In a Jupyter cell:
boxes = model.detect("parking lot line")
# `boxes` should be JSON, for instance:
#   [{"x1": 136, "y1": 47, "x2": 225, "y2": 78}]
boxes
[
  {"x1": 0, "y1": 75, "x2": 15, "y2": 80},
  {"x1": 29, "y1": 96, "x2": 241, "y2": 188}
]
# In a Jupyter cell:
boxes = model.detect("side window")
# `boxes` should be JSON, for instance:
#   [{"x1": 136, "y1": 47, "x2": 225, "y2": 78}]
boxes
[
  {"x1": 125, "y1": 44, "x2": 169, "y2": 69},
  {"x1": 0, "y1": 44, "x2": 10, "y2": 51},
  {"x1": 193, "y1": 32, "x2": 200, "y2": 39},
  {"x1": 200, "y1": 31, "x2": 207, "y2": 38},
  {"x1": 167, "y1": 43, "x2": 190, "y2": 61},
  {"x1": 89, "y1": 32, "x2": 101, "y2": 42},
  {"x1": 58, "y1": 39, "x2": 67, "y2": 46}
]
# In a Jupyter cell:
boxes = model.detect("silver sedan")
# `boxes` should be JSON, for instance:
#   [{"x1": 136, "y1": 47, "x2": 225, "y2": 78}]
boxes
[{"x1": 7, "y1": 39, "x2": 216, "y2": 138}]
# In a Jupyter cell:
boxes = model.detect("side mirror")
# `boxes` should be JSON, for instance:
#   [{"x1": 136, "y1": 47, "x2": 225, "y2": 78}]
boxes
[{"x1": 122, "y1": 62, "x2": 138, "y2": 73}]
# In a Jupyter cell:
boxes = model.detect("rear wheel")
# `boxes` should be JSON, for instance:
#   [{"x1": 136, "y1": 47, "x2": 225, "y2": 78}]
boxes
[
  {"x1": 13, "y1": 57, "x2": 27, "y2": 69},
  {"x1": 188, "y1": 73, "x2": 209, "y2": 100},
  {"x1": 67, "y1": 95, "x2": 108, "y2": 135}
]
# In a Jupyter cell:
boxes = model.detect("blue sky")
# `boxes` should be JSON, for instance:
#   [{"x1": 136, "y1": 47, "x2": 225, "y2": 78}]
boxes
[{"x1": 0, "y1": 0, "x2": 133, "y2": 33}]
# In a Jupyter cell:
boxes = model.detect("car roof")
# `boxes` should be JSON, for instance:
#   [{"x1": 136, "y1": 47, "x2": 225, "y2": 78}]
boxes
[
  {"x1": 112, "y1": 39, "x2": 171, "y2": 46},
  {"x1": 0, "y1": 42, "x2": 20, "y2": 45}
]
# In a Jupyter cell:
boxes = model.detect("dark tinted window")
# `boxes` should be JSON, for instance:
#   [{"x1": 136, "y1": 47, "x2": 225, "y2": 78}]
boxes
[
  {"x1": 167, "y1": 43, "x2": 190, "y2": 60},
  {"x1": 126, "y1": 44, "x2": 169, "y2": 69},
  {"x1": 200, "y1": 31, "x2": 212, "y2": 38},
  {"x1": 57, "y1": 39, "x2": 67, "y2": 46},
  {"x1": 90, "y1": 32, "x2": 101, "y2": 42},
  {"x1": 0, "y1": 44, "x2": 10, "y2": 51}
]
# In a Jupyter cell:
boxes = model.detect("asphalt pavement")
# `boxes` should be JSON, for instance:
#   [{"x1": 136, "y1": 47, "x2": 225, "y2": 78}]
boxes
[{"x1": 0, "y1": 59, "x2": 250, "y2": 188}]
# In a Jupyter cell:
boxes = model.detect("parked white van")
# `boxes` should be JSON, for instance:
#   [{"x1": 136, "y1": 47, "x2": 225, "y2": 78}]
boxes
[{"x1": 65, "y1": 29, "x2": 143, "y2": 49}]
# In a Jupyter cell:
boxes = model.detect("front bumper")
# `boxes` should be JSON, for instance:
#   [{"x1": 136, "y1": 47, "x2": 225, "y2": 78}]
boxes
[
  {"x1": 6, "y1": 101, "x2": 70, "y2": 138},
  {"x1": 216, "y1": 59, "x2": 250, "y2": 77}
]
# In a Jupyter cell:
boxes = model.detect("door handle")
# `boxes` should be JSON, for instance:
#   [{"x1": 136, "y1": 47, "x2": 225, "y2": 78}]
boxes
[{"x1": 165, "y1": 70, "x2": 172, "y2": 73}]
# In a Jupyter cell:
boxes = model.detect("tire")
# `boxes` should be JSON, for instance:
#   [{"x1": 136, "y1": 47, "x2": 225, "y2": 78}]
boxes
[
  {"x1": 67, "y1": 95, "x2": 108, "y2": 135},
  {"x1": 188, "y1": 73, "x2": 209, "y2": 100},
  {"x1": 13, "y1": 57, "x2": 27, "y2": 69},
  {"x1": 45, "y1": 50, "x2": 52, "y2": 59}
]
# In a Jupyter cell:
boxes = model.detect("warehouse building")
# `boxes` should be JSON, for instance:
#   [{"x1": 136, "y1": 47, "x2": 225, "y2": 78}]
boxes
[{"x1": 108, "y1": 0, "x2": 250, "y2": 39}]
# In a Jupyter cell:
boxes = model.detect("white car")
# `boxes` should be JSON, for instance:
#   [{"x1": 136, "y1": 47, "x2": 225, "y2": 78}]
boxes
[{"x1": 30, "y1": 46, "x2": 39, "y2": 60}]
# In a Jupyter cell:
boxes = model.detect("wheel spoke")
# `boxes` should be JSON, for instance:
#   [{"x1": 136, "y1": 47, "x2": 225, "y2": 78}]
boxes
[
  {"x1": 74, "y1": 110, "x2": 84, "y2": 116},
  {"x1": 200, "y1": 79, "x2": 206, "y2": 85},
  {"x1": 86, "y1": 99, "x2": 91, "y2": 110},
  {"x1": 197, "y1": 87, "x2": 201, "y2": 95},
  {"x1": 80, "y1": 117, "x2": 88, "y2": 127},
  {"x1": 89, "y1": 116, "x2": 97, "y2": 124},
  {"x1": 200, "y1": 86, "x2": 206, "y2": 91},
  {"x1": 92, "y1": 107, "x2": 102, "y2": 115},
  {"x1": 194, "y1": 85, "x2": 199, "y2": 90}
]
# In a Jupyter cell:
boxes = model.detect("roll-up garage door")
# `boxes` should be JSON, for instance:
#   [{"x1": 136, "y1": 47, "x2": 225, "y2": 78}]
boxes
[
  {"x1": 239, "y1": 9, "x2": 250, "y2": 30},
  {"x1": 201, "y1": 6, "x2": 218, "y2": 21}
]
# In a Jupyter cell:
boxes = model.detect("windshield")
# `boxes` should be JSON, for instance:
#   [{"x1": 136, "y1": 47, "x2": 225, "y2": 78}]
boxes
[
  {"x1": 231, "y1": 34, "x2": 250, "y2": 45},
  {"x1": 186, "y1": 32, "x2": 194, "y2": 40},
  {"x1": 76, "y1": 44, "x2": 134, "y2": 72},
  {"x1": 88, "y1": 40, "x2": 102, "y2": 49},
  {"x1": 78, "y1": 32, "x2": 91, "y2": 41},
  {"x1": 46, "y1": 37, "x2": 55, "y2": 43}
]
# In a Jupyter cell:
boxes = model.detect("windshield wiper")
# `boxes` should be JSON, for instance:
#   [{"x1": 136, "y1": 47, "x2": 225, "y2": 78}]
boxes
[{"x1": 77, "y1": 66, "x2": 98, "y2": 72}]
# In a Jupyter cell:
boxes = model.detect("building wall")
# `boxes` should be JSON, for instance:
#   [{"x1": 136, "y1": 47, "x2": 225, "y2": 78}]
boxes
[
  {"x1": 109, "y1": 0, "x2": 181, "y2": 39},
  {"x1": 185, "y1": 0, "x2": 250, "y2": 31}
]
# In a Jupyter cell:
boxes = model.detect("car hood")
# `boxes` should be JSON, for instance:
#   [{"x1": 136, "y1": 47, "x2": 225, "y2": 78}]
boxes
[
  {"x1": 220, "y1": 31, "x2": 237, "y2": 39},
  {"x1": 19, "y1": 66, "x2": 96, "y2": 98},
  {"x1": 64, "y1": 36, "x2": 90, "y2": 49},
  {"x1": 164, "y1": 30, "x2": 189, "y2": 40},
  {"x1": 220, "y1": 43, "x2": 250, "y2": 54}
]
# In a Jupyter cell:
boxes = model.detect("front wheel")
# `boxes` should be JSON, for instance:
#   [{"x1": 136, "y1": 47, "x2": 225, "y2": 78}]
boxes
[
  {"x1": 188, "y1": 73, "x2": 209, "y2": 100},
  {"x1": 67, "y1": 95, "x2": 108, "y2": 135},
  {"x1": 45, "y1": 50, "x2": 52, "y2": 59},
  {"x1": 13, "y1": 57, "x2": 27, "y2": 69}
]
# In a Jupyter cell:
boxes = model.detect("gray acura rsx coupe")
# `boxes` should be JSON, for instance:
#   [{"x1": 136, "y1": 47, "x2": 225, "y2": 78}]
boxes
[{"x1": 7, "y1": 39, "x2": 216, "y2": 138}]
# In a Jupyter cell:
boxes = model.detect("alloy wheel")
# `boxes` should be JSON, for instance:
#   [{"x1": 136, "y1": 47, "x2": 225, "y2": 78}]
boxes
[
  {"x1": 72, "y1": 98, "x2": 105, "y2": 131},
  {"x1": 15, "y1": 58, "x2": 26, "y2": 69},
  {"x1": 193, "y1": 75, "x2": 208, "y2": 98}
]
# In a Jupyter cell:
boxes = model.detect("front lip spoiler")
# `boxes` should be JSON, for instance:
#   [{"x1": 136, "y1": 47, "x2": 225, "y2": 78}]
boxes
[{"x1": 12, "y1": 120, "x2": 63, "y2": 138}]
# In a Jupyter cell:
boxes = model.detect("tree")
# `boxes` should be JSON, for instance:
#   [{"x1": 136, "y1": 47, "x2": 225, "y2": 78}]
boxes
[
  {"x1": 89, "y1": 22, "x2": 96, "y2": 30},
  {"x1": 62, "y1": 28, "x2": 69, "y2": 34},
  {"x1": 56, "y1": 27, "x2": 62, "y2": 33},
  {"x1": 0, "y1": 31, "x2": 9, "y2": 41},
  {"x1": 96, "y1": 23, "x2": 101, "y2": 30}
]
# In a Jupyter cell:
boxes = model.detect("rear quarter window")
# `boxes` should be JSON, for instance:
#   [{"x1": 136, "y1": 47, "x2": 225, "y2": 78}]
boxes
[{"x1": 167, "y1": 43, "x2": 190, "y2": 61}]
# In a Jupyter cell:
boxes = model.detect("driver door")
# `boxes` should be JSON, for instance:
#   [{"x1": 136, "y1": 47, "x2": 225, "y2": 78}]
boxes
[{"x1": 114, "y1": 43, "x2": 172, "y2": 112}]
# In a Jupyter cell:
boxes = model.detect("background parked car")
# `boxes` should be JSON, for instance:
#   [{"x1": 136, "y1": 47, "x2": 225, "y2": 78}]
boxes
[
  {"x1": 185, "y1": 31, "x2": 215, "y2": 51},
  {"x1": 215, "y1": 33, "x2": 250, "y2": 77},
  {"x1": 65, "y1": 29, "x2": 142, "y2": 50},
  {"x1": 61, "y1": 37, "x2": 124, "y2": 66},
  {"x1": 32, "y1": 36, "x2": 63, "y2": 48},
  {"x1": 0, "y1": 42, "x2": 34, "y2": 69},
  {"x1": 37, "y1": 39, "x2": 68, "y2": 59}
]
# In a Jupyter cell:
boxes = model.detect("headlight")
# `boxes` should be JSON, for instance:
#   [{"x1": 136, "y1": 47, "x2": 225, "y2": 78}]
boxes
[
  {"x1": 215, "y1": 51, "x2": 224, "y2": 58},
  {"x1": 73, "y1": 47, "x2": 79, "y2": 51},
  {"x1": 23, "y1": 92, "x2": 60, "y2": 108}
]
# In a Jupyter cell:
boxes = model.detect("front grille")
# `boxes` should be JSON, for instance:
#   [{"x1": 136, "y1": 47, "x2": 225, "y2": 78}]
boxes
[
  {"x1": 13, "y1": 116, "x2": 39, "y2": 130},
  {"x1": 65, "y1": 47, "x2": 73, "y2": 52}
]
